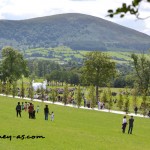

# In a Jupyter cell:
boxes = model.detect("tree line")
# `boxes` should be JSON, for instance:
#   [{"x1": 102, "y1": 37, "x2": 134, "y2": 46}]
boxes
[{"x1": 0, "y1": 46, "x2": 150, "y2": 113}]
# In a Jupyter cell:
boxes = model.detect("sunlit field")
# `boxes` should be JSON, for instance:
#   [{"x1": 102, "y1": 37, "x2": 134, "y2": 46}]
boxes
[{"x1": 0, "y1": 96, "x2": 150, "y2": 150}]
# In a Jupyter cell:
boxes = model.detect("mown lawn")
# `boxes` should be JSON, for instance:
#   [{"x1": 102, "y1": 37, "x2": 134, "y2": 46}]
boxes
[{"x1": 0, "y1": 96, "x2": 150, "y2": 150}]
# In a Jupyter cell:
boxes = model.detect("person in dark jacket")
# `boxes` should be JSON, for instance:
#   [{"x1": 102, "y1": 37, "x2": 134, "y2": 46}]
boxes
[
  {"x1": 134, "y1": 106, "x2": 138, "y2": 115},
  {"x1": 16, "y1": 102, "x2": 21, "y2": 117},
  {"x1": 28, "y1": 103, "x2": 34, "y2": 119},
  {"x1": 128, "y1": 116, "x2": 134, "y2": 134},
  {"x1": 44, "y1": 105, "x2": 49, "y2": 120}
]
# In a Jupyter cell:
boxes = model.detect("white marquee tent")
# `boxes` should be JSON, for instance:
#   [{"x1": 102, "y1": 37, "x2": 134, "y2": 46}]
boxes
[{"x1": 32, "y1": 80, "x2": 47, "y2": 91}]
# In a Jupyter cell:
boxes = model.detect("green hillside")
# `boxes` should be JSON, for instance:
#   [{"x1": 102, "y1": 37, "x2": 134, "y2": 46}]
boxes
[
  {"x1": 0, "y1": 13, "x2": 150, "y2": 51},
  {"x1": 23, "y1": 46, "x2": 136, "y2": 65}
]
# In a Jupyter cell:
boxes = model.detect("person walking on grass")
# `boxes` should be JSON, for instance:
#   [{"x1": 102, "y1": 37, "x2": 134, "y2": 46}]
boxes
[
  {"x1": 122, "y1": 116, "x2": 127, "y2": 133},
  {"x1": 50, "y1": 111, "x2": 54, "y2": 121},
  {"x1": 16, "y1": 102, "x2": 21, "y2": 117},
  {"x1": 44, "y1": 105, "x2": 49, "y2": 120},
  {"x1": 128, "y1": 116, "x2": 134, "y2": 134},
  {"x1": 36, "y1": 105, "x2": 40, "y2": 113}
]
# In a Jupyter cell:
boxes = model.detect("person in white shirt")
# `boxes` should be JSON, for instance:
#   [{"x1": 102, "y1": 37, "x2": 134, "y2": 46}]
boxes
[
  {"x1": 122, "y1": 116, "x2": 127, "y2": 133},
  {"x1": 51, "y1": 112, "x2": 54, "y2": 121}
]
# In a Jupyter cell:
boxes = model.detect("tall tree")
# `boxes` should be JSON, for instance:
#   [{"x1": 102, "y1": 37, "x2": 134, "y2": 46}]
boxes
[
  {"x1": 1, "y1": 46, "x2": 29, "y2": 82},
  {"x1": 131, "y1": 53, "x2": 150, "y2": 95},
  {"x1": 101, "y1": 90, "x2": 107, "y2": 104},
  {"x1": 51, "y1": 88, "x2": 57, "y2": 103},
  {"x1": 76, "y1": 85, "x2": 82, "y2": 108},
  {"x1": 124, "y1": 91, "x2": 130, "y2": 114},
  {"x1": 41, "y1": 86, "x2": 45, "y2": 101},
  {"x1": 28, "y1": 81, "x2": 34, "y2": 100},
  {"x1": 131, "y1": 88, "x2": 138, "y2": 109},
  {"x1": 20, "y1": 80, "x2": 25, "y2": 98},
  {"x1": 82, "y1": 51, "x2": 116, "y2": 102},
  {"x1": 117, "y1": 90, "x2": 124, "y2": 110},
  {"x1": 141, "y1": 92, "x2": 149, "y2": 116},
  {"x1": 0, "y1": 81, "x2": 2, "y2": 93},
  {"x1": 88, "y1": 85, "x2": 96, "y2": 109},
  {"x1": 63, "y1": 84, "x2": 69, "y2": 105},
  {"x1": 107, "y1": 87, "x2": 113, "y2": 111},
  {"x1": 12, "y1": 81, "x2": 17, "y2": 98}
]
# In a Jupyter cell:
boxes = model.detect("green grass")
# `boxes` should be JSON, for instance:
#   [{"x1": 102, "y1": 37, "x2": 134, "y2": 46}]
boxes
[{"x1": 0, "y1": 96, "x2": 150, "y2": 150}]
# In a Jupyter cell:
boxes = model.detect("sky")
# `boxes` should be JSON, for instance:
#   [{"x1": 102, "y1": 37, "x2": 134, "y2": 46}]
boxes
[{"x1": 0, "y1": 0, "x2": 150, "y2": 35}]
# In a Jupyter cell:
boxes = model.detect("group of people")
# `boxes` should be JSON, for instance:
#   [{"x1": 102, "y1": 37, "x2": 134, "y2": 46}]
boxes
[
  {"x1": 98, "y1": 101, "x2": 105, "y2": 110},
  {"x1": 122, "y1": 116, "x2": 134, "y2": 134},
  {"x1": 15, "y1": 102, "x2": 54, "y2": 121}
]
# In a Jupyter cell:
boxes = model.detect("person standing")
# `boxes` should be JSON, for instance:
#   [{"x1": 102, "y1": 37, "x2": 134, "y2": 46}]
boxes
[
  {"x1": 24, "y1": 102, "x2": 27, "y2": 111},
  {"x1": 134, "y1": 106, "x2": 138, "y2": 115},
  {"x1": 50, "y1": 111, "x2": 54, "y2": 121},
  {"x1": 28, "y1": 103, "x2": 34, "y2": 119},
  {"x1": 16, "y1": 102, "x2": 21, "y2": 117},
  {"x1": 44, "y1": 105, "x2": 49, "y2": 120},
  {"x1": 36, "y1": 105, "x2": 40, "y2": 113},
  {"x1": 128, "y1": 116, "x2": 134, "y2": 134},
  {"x1": 21, "y1": 102, "x2": 24, "y2": 110},
  {"x1": 122, "y1": 116, "x2": 127, "y2": 133}
]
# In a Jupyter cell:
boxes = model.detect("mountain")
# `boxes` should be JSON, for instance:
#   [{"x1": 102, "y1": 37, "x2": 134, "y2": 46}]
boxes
[{"x1": 0, "y1": 13, "x2": 150, "y2": 51}]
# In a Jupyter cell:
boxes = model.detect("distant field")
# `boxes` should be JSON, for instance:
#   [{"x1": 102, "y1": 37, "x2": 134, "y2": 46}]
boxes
[
  {"x1": 23, "y1": 47, "x2": 137, "y2": 64},
  {"x1": 0, "y1": 96, "x2": 150, "y2": 150}
]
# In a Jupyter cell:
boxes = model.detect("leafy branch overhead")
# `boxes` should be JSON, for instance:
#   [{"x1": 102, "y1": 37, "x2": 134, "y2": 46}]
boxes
[{"x1": 108, "y1": 0, "x2": 150, "y2": 19}]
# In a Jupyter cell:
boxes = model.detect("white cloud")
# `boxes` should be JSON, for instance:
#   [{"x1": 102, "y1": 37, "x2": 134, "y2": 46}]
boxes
[{"x1": 0, "y1": 0, "x2": 149, "y2": 35}]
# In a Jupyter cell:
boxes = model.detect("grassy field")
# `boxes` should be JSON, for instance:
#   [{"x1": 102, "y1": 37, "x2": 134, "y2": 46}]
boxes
[
  {"x1": 24, "y1": 47, "x2": 135, "y2": 64},
  {"x1": 0, "y1": 96, "x2": 150, "y2": 150}
]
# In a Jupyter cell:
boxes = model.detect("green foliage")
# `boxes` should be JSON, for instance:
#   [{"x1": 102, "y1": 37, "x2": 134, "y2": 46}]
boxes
[
  {"x1": 2, "y1": 82, "x2": 6, "y2": 94},
  {"x1": 88, "y1": 85, "x2": 96, "y2": 109},
  {"x1": 76, "y1": 85, "x2": 82, "y2": 108},
  {"x1": 63, "y1": 84, "x2": 69, "y2": 105},
  {"x1": 141, "y1": 93, "x2": 149, "y2": 116},
  {"x1": 5, "y1": 81, "x2": 11, "y2": 96},
  {"x1": 131, "y1": 53, "x2": 150, "y2": 95},
  {"x1": 131, "y1": 88, "x2": 138, "y2": 108},
  {"x1": 0, "y1": 81, "x2": 2, "y2": 93},
  {"x1": 107, "y1": 87, "x2": 113, "y2": 111},
  {"x1": 1, "y1": 46, "x2": 29, "y2": 82},
  {"x1": 108, "y1": 0, "x2": 150, "y2": 19},
  {"x1": 101, "y1": 90, "x2": 107, "y2": 103},
  {"x1": 28, "y1": 81, "x2": 34, "y2": 100},
  {"x1": 51, "y1": 88, "x2": 57, "y2": 103},
  {"x1": 12, "y1": 81, "x2": 17, "y2": 98},
  {"x1": 41, "y1": 86, "x2": 45, "y2": 101},
  {"x1": 117, "y1": 91, "x2": 124, "y2": 110},
  {"x1": 124, "y1": 91, "x2": 130, "y2": 114},
  {"x1": 82, "y1": 51, "x2": 116, "y2": 101},
  {"x1": 46, "y1": 70, "x2": 80, "y2": 85},
  {"x1": 20, "y1": 80, "x2": 25, "y2": 98},
  {"x1": 82, "y1": 51, "x2": 116, "y2": 86},
  {"x1": 28, "y1": 59, "x2": 61, "y2": 78}
]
